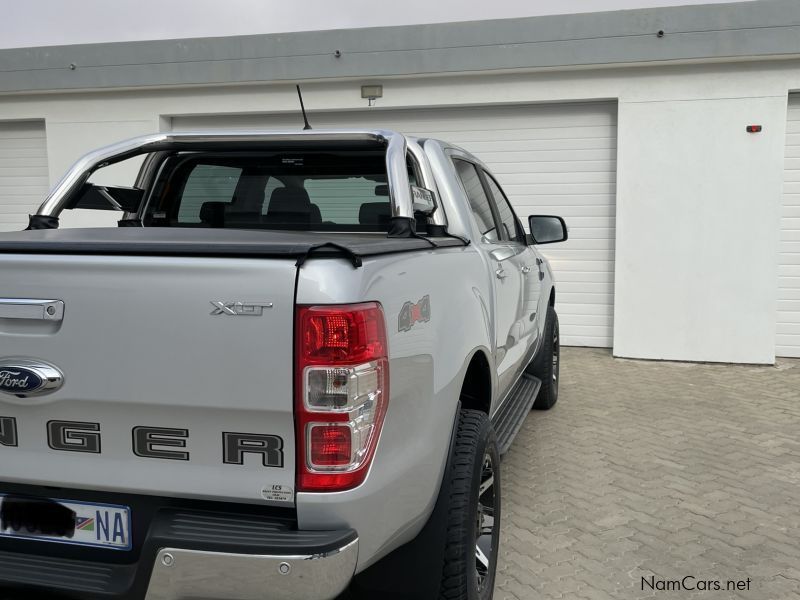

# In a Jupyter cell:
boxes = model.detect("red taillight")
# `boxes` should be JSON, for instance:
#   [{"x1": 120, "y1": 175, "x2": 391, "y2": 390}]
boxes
[
  {"x1": 300, "y1": 305, "x2": 387, "y2": 363},
  {"x1": 295, "y1": 302, "x2": 389, "y2": 492},
  {"x1": 309, "y1": 425, "x2": 352, "y2": 466}
]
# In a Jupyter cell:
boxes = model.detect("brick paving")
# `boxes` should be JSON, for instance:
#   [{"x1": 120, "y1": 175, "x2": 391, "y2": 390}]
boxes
[{"x1": 496, "y1": 347, "x2": 800, "y2": 600}]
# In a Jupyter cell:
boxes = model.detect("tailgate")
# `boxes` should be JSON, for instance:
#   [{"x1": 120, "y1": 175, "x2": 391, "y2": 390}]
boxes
[{"x1": 0, "y1": 254, "x2": 297, "y2": 506}]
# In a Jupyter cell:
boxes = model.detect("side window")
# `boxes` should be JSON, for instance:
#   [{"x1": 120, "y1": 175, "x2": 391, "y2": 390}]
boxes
[
  {"x1": 407, "y1": 155, "x2": 420, "y2": 187},
  {"x1": 453, "y1": 159, "x2": 499, "y2": 242},
  {"x1": 484, "y1": 173, "x2": 523, "y2": 244},
  {"x1": 177, "y1": 164, "x2": 242, "y2": 223}
]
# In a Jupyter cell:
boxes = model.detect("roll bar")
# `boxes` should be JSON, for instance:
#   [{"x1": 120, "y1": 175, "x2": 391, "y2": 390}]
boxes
[{"x1": 34, "y1": 129, "x2": 447, "y2": 234}]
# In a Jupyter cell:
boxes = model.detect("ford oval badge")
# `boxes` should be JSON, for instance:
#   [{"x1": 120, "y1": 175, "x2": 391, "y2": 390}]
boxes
[{"x1": 0, "y1": 359, "x2": 64, "y2": 397}]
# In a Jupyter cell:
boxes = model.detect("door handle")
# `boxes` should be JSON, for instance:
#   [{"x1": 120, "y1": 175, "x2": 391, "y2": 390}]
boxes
[
  {"x1": 0, "y1": 298, "x2": 64, "y2": 321},
  {"x1": 495, "y1": 268, "x2": 507, "y2": 280},
  {"x1": 535, "y1": 257, "x2": 543, "y2": 266},
  {"x1": 521, "y1": 266, "x2": 531, "y2": 275}
]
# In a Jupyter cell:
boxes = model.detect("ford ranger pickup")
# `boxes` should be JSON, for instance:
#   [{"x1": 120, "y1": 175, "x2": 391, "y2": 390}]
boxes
[{"x1": 0, "y1": 129, "x2": 567, "y2": 600}]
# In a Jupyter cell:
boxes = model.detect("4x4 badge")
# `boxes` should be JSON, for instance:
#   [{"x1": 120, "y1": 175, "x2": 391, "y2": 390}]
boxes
[
  {"x1": 0, "y1": 359, "x2": 64, "y2": 397},
  {"x1": 398, "y1": 295, "x2": 431, "y2": 332},
  {"x1": 210, "y1": 301, "x2": 274, "y2": 316}
]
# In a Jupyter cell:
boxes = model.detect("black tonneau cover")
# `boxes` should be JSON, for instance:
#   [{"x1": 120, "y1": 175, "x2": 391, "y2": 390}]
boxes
[{"x1": 0, "y1": 228, "x2": 465, "y2": 266}]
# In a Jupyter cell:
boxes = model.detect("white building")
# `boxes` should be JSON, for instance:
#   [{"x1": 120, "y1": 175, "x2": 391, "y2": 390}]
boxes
[{"x1": 0, "y1": 0, "x2": 797, "y2": 364}]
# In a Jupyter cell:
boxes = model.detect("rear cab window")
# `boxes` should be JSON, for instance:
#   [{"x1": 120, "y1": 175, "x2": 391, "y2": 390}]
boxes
[
  {"x1": 177, "y1": 164, "x2": 242, "y2": 223},
  {"x1": 143, "y1": 148, "x2": 416, "y2": 232}
]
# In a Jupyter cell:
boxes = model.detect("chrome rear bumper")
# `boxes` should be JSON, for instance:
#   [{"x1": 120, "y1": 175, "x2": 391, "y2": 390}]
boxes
[{"x1": 145, "y1": 539, "x2": 358, "y2": 600}]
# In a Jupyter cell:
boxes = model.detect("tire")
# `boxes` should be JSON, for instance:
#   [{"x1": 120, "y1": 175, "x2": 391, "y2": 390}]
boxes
[
  {"x1": 439, "y1": 409, "x2": 501, "y2": 600},
  {"x1": 528, "y1": 305, "x2": 560, "y2": 410}
]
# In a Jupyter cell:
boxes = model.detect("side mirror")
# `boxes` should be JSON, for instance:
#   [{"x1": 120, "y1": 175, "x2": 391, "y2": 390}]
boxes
[{"x1": 528, "y1": 215, "x2": 568, "y2": 244}]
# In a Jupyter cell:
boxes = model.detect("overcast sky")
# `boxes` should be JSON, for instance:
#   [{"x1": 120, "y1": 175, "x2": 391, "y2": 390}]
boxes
[{"x1": 0, "y1": 0, "x2": 755, "y2": 50}]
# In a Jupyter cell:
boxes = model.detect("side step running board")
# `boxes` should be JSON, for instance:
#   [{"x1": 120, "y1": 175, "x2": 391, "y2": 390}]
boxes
[{"x1": 491, "y1": 374, "x2": 542, "y2": 455}]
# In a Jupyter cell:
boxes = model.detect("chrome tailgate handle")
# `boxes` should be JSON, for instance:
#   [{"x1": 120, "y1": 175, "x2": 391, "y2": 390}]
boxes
[{"x1": 0, "y1": 299, "x2": 64, "y2": 321}]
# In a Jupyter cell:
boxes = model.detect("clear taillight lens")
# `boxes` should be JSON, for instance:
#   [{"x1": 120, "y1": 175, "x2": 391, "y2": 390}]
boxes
[
  {"x1": 296, "y1": 303, "x2": 389, "y2": 492},
  {"x1": 305, "y1": 362, "x2": 381, "y2": 410}
]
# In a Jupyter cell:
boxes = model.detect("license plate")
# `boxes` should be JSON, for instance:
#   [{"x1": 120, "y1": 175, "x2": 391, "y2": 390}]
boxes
[{"x1": 0, "y1": 494, "x2": 131, "y2": 551}]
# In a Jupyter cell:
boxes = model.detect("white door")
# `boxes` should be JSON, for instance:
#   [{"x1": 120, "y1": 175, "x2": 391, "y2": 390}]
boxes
[
  {"x1": 0, "y1": 121, "x2": 49, "y2": 232},
  {"x1": 779, "y1": 96, "x2": 800, "y2": 358},
  {"x1": 172, "y1": 101, "x2": 618, "y2": 347}
]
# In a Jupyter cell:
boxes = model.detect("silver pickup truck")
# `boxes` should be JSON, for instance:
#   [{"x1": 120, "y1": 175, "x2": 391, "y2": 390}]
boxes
[{"x1": 0, "y1": 129, "x2": 566, "y2": 600}]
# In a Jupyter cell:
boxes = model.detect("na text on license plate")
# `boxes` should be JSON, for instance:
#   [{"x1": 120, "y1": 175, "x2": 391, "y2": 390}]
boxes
[{"x1": 0, "y1": 494, "x2": 131, "y2": 551}]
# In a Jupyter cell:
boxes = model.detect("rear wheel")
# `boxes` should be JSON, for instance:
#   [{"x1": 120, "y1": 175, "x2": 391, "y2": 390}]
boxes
[
  {"x1": 439, "y1": 409, "x2": 501, "y2": 600},
  {"x1": 347, "y1": 409, "x2": 501, "y2": 600},
  {"x1": 528, "y1": 305, "x2": 560, "y2": 410}
]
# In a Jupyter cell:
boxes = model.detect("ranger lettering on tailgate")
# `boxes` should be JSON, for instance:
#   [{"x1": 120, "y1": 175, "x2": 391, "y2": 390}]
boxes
[{"x1": 0, "y1": 417, "x2": 283, "y2": 465}]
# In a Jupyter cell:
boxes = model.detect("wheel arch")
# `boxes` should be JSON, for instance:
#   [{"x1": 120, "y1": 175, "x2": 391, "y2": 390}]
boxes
[{"x1": 458, "y1": 348, "x2": 493, "y2": 415}]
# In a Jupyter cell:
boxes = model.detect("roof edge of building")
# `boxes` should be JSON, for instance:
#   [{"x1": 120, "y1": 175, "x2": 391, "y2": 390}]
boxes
[{"x1": 0, "y1": 0, "x2": 798, "y2": 94}]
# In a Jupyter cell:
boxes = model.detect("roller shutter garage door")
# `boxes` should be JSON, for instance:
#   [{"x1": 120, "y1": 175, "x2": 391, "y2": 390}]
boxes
[
  {"x1": 0, "y1": 121, "x2": 50, "y2": 232},
  {"x1": 172, "y1": 102, "x2": 617, "y2": 347},
  {"x1": 779, "y1": 97, "x2": 800, "y2": 358}
]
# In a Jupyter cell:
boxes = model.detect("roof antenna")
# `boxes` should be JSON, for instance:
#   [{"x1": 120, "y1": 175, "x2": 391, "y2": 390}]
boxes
[{"x1": 296, "y1": 85, "x2": 312, "y2": 130}]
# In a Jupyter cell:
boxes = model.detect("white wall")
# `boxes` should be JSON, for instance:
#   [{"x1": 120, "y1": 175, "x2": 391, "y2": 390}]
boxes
[{"x1": 0, "y1": 58, "x2": 796, "y2": 362}]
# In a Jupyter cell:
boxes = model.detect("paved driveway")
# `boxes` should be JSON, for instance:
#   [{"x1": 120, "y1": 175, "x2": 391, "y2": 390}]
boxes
[{"x1": 497, "y1": 347, "x2": 800, "y2": 600}]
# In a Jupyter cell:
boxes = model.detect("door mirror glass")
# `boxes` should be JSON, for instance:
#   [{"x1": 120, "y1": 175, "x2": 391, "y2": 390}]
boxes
[{"x1": 528, "y1": 215, "x2": 568, "y2": 244}]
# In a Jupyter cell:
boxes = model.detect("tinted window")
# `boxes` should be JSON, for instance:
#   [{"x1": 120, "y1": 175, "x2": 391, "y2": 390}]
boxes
[
  {"x1": 178, "y1": 165, "x2": 241, "y2": 223},
  {"x1": 147, "y1": 150, "x2": 394, "y2": 231},
  {"x1": 304, "y1": 177, "x2": 386, "y2": 224},
  {"x1": 484, "y1": 173, "x2": 522, "y2": 243},
  {"x1": 262, "y1": 177, "x2": 285, "y2": 213},
  {"x1": 453, "y1": 159, "x2": 498, "y2": 242}
]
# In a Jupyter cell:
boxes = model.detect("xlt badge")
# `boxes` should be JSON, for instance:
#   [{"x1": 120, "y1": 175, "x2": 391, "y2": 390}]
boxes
[{"x1": 210, "y1": 301, "x2": 274, "y2": 316}]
